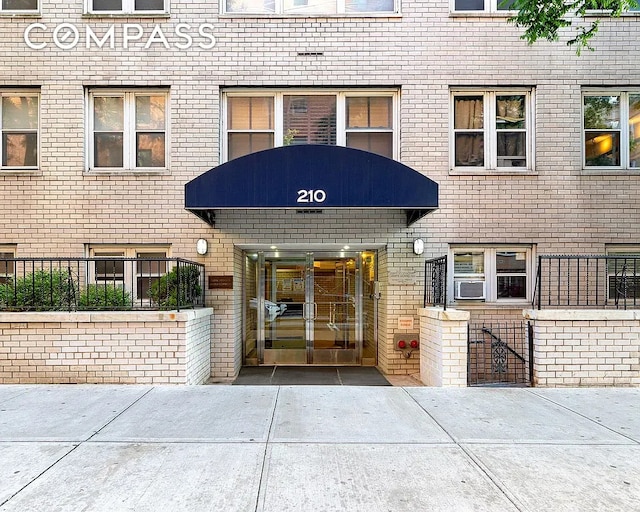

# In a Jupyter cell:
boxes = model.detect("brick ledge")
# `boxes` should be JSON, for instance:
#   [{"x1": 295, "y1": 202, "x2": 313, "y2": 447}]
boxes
[
  {"x1": 524, "y1": 309, "x2": 640, "y2": 321},
  {"x1": 0, "y1": 308, "x2": 213, "y2": 323},
  {"x1": 417, "y1": 307, "x2": 470, "y2": 321}
]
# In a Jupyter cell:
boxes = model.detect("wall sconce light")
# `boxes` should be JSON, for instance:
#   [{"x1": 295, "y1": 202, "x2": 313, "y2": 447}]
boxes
[
  {"x1": 413, "y1": 238, "x2": 425, "y2": 255},
  {"x1": 196, "y1": 238, "x2": 208, "y2": 255}
]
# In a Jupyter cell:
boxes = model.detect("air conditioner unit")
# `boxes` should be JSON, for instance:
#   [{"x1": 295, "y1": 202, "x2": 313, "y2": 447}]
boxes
[{"x1": 455, "y1": 280, "x2": 486, "y2": 300}]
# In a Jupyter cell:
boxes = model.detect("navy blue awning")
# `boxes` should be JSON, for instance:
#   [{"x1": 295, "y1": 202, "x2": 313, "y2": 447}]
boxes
[{"x1": 185, "y1": 145, "x2": 438, "y2": 227}]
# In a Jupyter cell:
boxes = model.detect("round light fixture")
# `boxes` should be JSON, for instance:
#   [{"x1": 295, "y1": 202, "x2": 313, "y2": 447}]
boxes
[
  {"x1": 413, "y1": 238, "x2": 425, "y2": 255},
  {"x1": 196, "y1": 238, "x2": 208, "y2": 255}
]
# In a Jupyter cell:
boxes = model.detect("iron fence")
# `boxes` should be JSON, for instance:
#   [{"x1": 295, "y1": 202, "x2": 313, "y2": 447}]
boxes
[
  {"x1": 468, "y1": 321, "x2": 532, "y2": 386},
  {"x1": 0, "y1": 257, "x2": 205, "y2": 312},
  {"x1": 534, "y1": 255, "x2": 640, "y2": 310},
  {"x1": 424, "y1": 256, "x2": 447, "y2": 310}
]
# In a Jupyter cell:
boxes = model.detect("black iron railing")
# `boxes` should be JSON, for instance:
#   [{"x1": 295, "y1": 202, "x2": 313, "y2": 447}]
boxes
[
  {"x1": 534, "y1": 255, "x2": 640, "y2": 310},
  {"x1": 0, "y1": 258, "x2": 205, "y2": 312},
  {"x1": 468, "y1": 322, "x2": 531, "y2": 386},
  {"x1": 424, "y1": 256, "x2": 447, "y2": 310}
]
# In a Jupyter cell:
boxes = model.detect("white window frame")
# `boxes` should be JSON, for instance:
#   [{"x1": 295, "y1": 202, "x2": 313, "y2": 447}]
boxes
[
  {"x1": 450, "y1": 88, "x2": 534, "y2": 172},
  {"x1": 450, "y1": 0, "x2": 517, "y2": 14},
  {"x1": 86, "y1": 88, "x2": 169, "y2": 172},
  {"x1": 88, "y1": 245, "x2": 170, "y2": 302},
  {"x1": 222, "y1": 88, "x2": 399, "y2": 162},
  {"x1": 0, "y1": 0, "x2": 39, "y2": 13},
  {"x1": 85, "y1": 0, "x2": 169, "y2": 14},
  {"x1": 221, "y1": 0, "x2": 398, "y2": 16},
  {"x1": 450, "y1": 246, "x2": 535, "y2": 304},
  {"x1": 0, "y1": 89, "x2": 40, "y2": 171},
  {"x1": 582, "y1": 89, "x2": 640, "y2": 170}
]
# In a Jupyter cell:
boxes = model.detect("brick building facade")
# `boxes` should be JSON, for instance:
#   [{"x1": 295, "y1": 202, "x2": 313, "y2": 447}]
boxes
[{"x1": 1, "y1": 1, "x2": 639, "y2": 381}]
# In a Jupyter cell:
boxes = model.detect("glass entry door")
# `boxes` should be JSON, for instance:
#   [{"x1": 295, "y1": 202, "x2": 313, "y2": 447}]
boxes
[
  {"x1": 260, "y1": 254, "x2": 309, "y2": 365},
  {"x1": 249, "y1": 251, "x2": 365, "y2": 365},
  {"x1": 311, "y1": 255, "x2": 361, "y2": 364}
]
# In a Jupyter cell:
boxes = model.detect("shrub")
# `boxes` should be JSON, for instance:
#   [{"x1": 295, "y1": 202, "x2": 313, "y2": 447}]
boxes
[
  {"x1": 148, "y1": 265, "x2": 202, "y2": 310},
  {"x1": 77, "y1": 284, "x2": 132, "y2": 311},
  {"x1": 0, "y1": 269, "x2": 76, "y2": 311}
]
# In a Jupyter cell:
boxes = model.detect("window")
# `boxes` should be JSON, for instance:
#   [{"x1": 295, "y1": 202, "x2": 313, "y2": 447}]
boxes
[
  {"x1": 452, "y1": 246, "x2": 533, "y2": 302},
  {"x1": 1, "y1": 91, "x2": 39, "y2": 170},
  {"x1": 86, "y1": 0, "x2": 168, "y2": 14},
  {"x1": 451, "y1": 0, "x2": 517, "y2": 13},
  {"x1": 606, "y1": 248, "x2": 640, "y2": 301},
  {"x1": 452, "y1": 89, "x2": 533, "y2": 171},
  {"x1": 0, "y1": 247, "x2": 15, "y2": 285},
  {"x1": 89, "y1": 246, "x2": 168, "y2": 302},
  {"x1": 589, "y1": 2, "x2": 640, "y2": 12},
  {"x1": 346, "y1": 96, "x2": 394, "y2": 156},
  {"x1": 224, "y1": 90, "x2": 397, "y2": 161},
  {"x1": 583, "y1": 90, "x2": 640, "y2": 169},
  {"x1": 88, "y1": 89, "x2": 168, "y2": 171},
  {"x1": 224, "y1": 0, "x2": 396, "y2": 15},
  {"x1": 0, "y1": 0, "x2": 38, "y2": 12}
]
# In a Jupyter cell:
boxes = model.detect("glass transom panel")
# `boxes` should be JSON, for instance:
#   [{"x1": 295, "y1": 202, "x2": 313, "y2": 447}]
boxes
[
  {"x1": 2, "y1": 0, "x2": 38, "y2": 8},
  {"x1": 454, "y1": 96, "x2": 484, "y2": 129},
  {"x1": 283, "y1": 95, "x2": 336, "y2": 145},
  {"x1": 496, "y1": 252, "x2": 526, "y2": 273},
  {"x1": 135, "y1": 0, "x2": 163, "y2": 9},
  {"x1": 2, "y1": 96, "x2": 38, "y2": 130},
  {"x1": 496, "y1": 95, "x2": 525, "y2": 129},
  {"x1": 94, "y1": 97, "x2": 124, "y2": 131},
  {"x1": 283, "y1": 0, "x2": 336, "y2": 14},
  {"x1": 136, "y1": 96, "x2": 166, "y2": 130},
  {"x1": 92, "y1": 0, "x2": 123, "y2": 10},
  {"x1": 454, "y1": 252, "x2": 484, "y2": 274},
  {"x1": 584, "y1": 96, "x2": 621, "y2": 129},
  {"x1": 347, "y1": 97, "x2": 392, "y2": 129},
  {"x1": 228, "y1": 97, "x2": 274, "y2": 130}
]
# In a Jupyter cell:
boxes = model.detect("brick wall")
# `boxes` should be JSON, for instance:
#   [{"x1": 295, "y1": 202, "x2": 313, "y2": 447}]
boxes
[
  {"x1": 2, "y1": 1, "x2": 640, "y2": 377},
  {"x1": 525, "y1": 310, "x2": 640, "y2": 387},
  {"x1": 0, "y1": 309, "x2": 213, "y2": 384},
  {"x1": 185, "y1": 310, "x2": 213, "y2": 385},
  {"x1": 418, "y1": 307, "x2": 469, "y2": 387},
  {"x1": 462, "y1": 307, "x2": 524, "y2": 326}
]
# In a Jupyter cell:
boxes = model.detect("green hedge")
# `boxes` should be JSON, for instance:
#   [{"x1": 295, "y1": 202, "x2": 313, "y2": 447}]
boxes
[
  {"x1": 0, "y1": 269, "x2": 76, "y2": 311},
  {"x1": 77, "y1": 284, "x2": 132, "y2": 311},
  {"x1": 148, "y1": 265, "x2": 202, "y2": 310},
  {"x1": 0, "y1": 271, "x2": 132, "y2": 311}
]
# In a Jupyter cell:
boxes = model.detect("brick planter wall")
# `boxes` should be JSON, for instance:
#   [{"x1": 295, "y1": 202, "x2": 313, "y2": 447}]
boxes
[
  {"x1": 0, "y1": 309, "x2": 213, "y2": 384},
  {"x1": 418, "y1": 307, "x2": 470, "y2": 387},
  {"x1": 524, "y1": 310, "x2": 640, "y2": 387}
]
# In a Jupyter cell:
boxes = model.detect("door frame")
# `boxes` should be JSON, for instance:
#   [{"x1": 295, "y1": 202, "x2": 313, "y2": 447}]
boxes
[{"x1": 251, "y1": 250, "x2": 366, "y2": 365}]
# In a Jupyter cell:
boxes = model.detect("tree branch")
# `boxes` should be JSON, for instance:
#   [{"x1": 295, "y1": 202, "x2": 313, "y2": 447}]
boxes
[{"x1": 507, "y1": 0, "x2": 638, "y2": 54}]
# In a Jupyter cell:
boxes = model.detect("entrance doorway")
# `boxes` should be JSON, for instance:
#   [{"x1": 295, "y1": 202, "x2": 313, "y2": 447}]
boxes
[{"x1": 243, "y1": 251, "x2": 377, "y2": 366}]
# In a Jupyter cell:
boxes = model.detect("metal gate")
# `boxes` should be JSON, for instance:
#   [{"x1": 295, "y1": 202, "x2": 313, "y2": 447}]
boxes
[{"x1": 467, "y1": 321, "x2": 533, "y2": 386}]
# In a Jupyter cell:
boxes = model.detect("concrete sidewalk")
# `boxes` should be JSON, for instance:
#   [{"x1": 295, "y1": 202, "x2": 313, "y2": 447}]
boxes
[{"x1": 0, "y1": 385, "x2": 638, "y2": 511}]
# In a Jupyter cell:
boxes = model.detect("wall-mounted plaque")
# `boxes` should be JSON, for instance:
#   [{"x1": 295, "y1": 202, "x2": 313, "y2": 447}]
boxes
[{"x1": 208, "y1": 275, "x2": 233, "y2": 290}]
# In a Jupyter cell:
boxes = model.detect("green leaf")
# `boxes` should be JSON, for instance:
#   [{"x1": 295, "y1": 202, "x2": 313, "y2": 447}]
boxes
[{"x1": 508, "y1": 0, "x2": 639, "y2": 54}]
